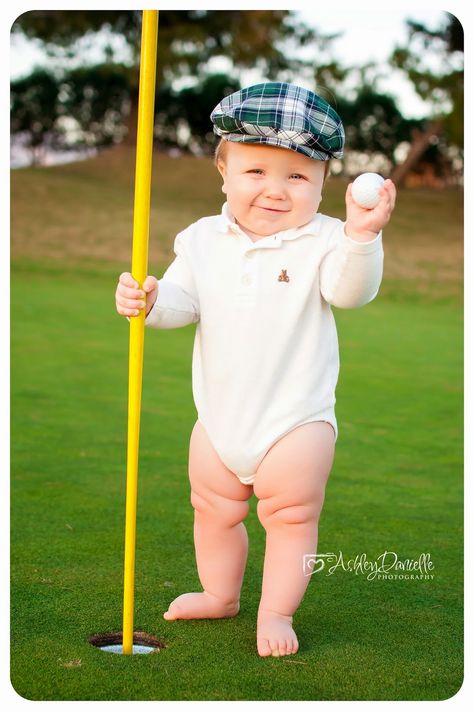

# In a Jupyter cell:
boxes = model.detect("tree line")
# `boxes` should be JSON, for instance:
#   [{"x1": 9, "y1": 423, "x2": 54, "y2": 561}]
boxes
[{"x1": 10, "y1": 10, "x2": 463, "y2": 185}]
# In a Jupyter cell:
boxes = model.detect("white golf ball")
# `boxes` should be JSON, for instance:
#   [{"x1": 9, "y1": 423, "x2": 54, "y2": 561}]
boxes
[{"x1": 351, "y1": 172, "x2": 385, "y2": 209}]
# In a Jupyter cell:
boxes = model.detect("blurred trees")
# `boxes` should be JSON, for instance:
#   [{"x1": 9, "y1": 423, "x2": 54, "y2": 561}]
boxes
[
  {"x1": 11, "y1": 67, "x2": 240, "y2": 159},
  {"x1": 337, "y1": 89, "x2": 420, "y2": 170},
  {"x1": 154, "y1": 74, "x2": 241, "y2": 152},
  {"x1": 390, "y1": 13, "x2": 463, "y2": 185},
  {"x1": 10, "y1": 69, "x2": 61, "y2": 165},
  {"x1": 12, "y1": 10, "x2": 321, "y2": 136},
  {"x1": 58, "y1": 65, "x2": 131, "y2": 147},
  {"x1": 12, "y1": 10, "x2": 320, "y2": 81},
  {"x1": 11, "y1": 64, "x2": 131, "y2": 159}
]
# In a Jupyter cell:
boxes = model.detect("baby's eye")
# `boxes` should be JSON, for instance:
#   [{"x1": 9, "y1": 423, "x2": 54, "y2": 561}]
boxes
[
  {"x1": 290, "y1": 173, "x2": 305, "y2": 180},
  {"x1": 248, "y1": 169, "x2": 264, "y2": 175}
]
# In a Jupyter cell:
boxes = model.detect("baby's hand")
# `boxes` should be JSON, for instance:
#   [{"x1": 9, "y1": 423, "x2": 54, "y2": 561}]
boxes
[
  {"x1": 115, "y1": 272, "x2": 158, "y2": 317},
  {"x1": 344, "y1": 178, "x2": 396, "y2": 242}
]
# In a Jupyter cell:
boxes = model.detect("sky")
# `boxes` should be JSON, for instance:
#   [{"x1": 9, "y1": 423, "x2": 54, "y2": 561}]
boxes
[
  {"x1": 296, "y1": 8, "x2": 451, "y2": 117},
  {"x1": 8, "y1": 7, "x2": 458, "y2": 119}
]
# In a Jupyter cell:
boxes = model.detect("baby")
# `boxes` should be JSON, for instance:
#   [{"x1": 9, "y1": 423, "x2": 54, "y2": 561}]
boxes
[{"x1": 115, "y1": 82, "x2": 396, "y2": 657}]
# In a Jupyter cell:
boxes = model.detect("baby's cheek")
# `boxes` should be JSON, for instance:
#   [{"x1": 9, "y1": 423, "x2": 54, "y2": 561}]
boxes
[{"x1": 301, "y1": 194, "x2": 321, "y2": 219}]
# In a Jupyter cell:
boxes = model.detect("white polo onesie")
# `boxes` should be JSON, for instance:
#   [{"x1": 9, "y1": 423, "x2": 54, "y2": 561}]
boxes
[{"x1": 146, "y1": 202, "x2": 384, "y2": 485}]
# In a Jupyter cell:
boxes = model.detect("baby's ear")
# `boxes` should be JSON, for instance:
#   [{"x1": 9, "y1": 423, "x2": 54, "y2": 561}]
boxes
[
  {"x1": 216, "y1": 159, "x2": 226, "y2": 178},
  {"x1": 216, "y1": 161, "x2": 228, "y2": 194}
]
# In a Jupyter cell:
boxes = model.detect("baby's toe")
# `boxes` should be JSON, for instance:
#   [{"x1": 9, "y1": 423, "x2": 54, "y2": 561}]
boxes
[
  {"x1": 163, "y1": 602, "x2": 179, "y2": 620},
  {"x1": 257, "y1": 637, "x2": 272, "y2": 657},
  {"x1": 269, "y1": 639, "x2": 281, "y2": 657}
]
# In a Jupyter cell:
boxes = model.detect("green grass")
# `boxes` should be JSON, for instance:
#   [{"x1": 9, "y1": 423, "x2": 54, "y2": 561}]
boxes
[{"x1": 10, "y1": 149, "x2": 463, "y2": 700}]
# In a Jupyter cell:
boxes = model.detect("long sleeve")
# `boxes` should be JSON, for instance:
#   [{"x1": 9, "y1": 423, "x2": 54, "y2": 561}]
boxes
[
  {"x1": 145, "y1": 229, "x2": 200, "y2": 329},
  {"x1": 319, "y1": 223, "x2": 384, "y2": 309}
]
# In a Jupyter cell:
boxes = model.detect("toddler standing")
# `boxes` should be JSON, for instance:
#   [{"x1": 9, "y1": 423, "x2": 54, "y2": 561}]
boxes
[{"x1": 115, "y1": 83, "x2": 396, "y2": 657}]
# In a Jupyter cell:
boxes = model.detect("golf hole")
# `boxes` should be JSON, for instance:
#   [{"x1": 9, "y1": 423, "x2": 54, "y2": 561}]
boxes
[{"x1": 89, "y1": 631, "x2": 165, "y2": 655}]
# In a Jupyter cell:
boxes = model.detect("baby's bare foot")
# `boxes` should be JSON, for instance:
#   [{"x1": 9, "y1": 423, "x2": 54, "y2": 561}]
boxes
[
  {"x1": 163, "y1": 591, "x2": 240, "y2": 621},
  {"x1": 257, "y1": 609, "x2": 299, "y2": 657}
]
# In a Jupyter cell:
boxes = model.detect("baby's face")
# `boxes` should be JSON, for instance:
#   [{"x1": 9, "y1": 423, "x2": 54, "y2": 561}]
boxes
[{"x1": 217, "y1": 142, "x2": 326, "y2": 239}]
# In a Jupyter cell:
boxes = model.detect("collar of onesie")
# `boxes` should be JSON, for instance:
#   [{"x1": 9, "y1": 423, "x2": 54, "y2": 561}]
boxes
[{"x1": 216, "y1": 202, "x2": 321, "y2": 247}]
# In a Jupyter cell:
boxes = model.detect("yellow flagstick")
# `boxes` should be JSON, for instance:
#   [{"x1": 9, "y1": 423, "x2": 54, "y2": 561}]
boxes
[{"x1": 122, "y1": 9, "x2": 159, "y2": 656}]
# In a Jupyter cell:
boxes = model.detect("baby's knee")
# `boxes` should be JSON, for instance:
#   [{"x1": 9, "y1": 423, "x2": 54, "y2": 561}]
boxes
[
  {"x1": 191, "y1": 489, "x2": 249, "y2": 527},
  {"x1": 257, "y1": 494, "x2": 325, "y2": 530}
]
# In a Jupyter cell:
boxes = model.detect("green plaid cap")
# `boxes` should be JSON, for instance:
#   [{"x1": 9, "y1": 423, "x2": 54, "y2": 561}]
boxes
[{"x1": 211, "y1": 82, "x2": 344, "y2": 160}]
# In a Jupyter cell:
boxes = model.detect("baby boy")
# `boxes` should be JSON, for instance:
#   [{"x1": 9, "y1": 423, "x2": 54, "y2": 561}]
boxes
[{"x1": 115, "y1": 82, "x2": 396, "y2": 657}]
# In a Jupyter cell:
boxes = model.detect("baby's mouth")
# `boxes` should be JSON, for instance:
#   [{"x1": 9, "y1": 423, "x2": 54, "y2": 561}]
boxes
[{"x1": 255, "y1": 205, "x2": 289, "y2": 213}]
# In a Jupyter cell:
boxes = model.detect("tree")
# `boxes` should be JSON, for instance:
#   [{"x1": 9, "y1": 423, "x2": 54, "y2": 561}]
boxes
[
  {"x1": 337, "y1": 88, "x2": 420, "y2": 171},
  {"x1": 389, "y1": 12, "x2": 463, "y2": 186},
  {"x1": 10, "y1": 69, "x2": 60, "y2": 164},
  {"x1": 155, "y1": 74, "x2": 241, "y2": 153},
  {"x1": 11, "y1": 64, "x2": 134, "y2": 159},
  {"x1": 58, "y1": 64, "x2": 131, "y2": 147}
]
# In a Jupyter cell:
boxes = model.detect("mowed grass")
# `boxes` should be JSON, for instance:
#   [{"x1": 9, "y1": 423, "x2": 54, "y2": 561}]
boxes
[{"x1": 10, "y1": 148, "x2": 463, "y2": 700}]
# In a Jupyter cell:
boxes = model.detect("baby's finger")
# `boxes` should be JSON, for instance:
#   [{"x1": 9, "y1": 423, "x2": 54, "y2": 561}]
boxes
[
  {"x1": 345, "y1": 182, "x2": 359, "y2": 208},
  {"x1": 378, "y1": 186, "x2": 391, "y2": 207},
  {"x1": 116, "y1": 302, "x2": 142, "y2": 317},
  {"x1": 381, "y1": 179, "x2": 396, "y2": 209},
  {"x1": 117, "y1": 295, "x2": 146, "y2": 311},
  {"x1": 117, "y1": 283, "x2": 145, "y2": 300},
  {"x1": 387, "y1": 181, "x2": 397, "y2": 211},
  {"x1": 373, "y1": 186, "x2": 393, "y2": 217},
  {"x1": 119, "y1": 272, "x2": 139, "y2": 289},
  {"x1": 143, "y1": 275, "x2": 158, "y2": 293}
]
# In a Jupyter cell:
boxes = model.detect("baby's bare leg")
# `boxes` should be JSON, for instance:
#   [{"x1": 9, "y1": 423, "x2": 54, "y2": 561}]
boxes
[
  {"x1": 253, "y1": 422, "x2": 335, "y2": 657},
  {"x1": 163, "y1": 421, "x2": 253, "y2": 621}
]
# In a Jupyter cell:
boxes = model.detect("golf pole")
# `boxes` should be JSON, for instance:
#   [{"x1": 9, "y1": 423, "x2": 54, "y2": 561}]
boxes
[{"x1": 122, "y1": 9, "x2": 159, "y2": 656}]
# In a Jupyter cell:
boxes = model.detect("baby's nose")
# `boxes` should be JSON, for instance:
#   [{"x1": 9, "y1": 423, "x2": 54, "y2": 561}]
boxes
[{"x1": 263, "y1": 178, "x2": 287, "y2": 199}]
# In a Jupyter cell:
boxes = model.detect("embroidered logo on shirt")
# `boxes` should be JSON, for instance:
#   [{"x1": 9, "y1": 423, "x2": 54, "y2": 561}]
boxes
[{"x1": 278, "y1": 269, "x2": 290, "y2": 282}]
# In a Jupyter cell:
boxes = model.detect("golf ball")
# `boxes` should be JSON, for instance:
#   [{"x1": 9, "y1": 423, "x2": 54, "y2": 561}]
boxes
[{"x1": 351, "y1": 172, "x2": 385, "y2": 209}]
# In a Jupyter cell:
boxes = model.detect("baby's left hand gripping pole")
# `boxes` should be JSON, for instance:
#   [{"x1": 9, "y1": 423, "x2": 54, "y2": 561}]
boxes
[{"x1": 123, "y1": 10, "x2": 158, "y2": 656}]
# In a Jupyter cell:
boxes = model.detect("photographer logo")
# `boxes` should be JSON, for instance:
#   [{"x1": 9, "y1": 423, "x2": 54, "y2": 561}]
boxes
[{"x1": 303, "y1": 551, "x2": 434, "y2": 581}]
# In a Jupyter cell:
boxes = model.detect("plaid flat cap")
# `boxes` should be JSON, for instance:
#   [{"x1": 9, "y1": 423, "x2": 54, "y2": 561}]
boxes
[{"x1": 210, "y1": 82, "x2": 344, "y2": 160}]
